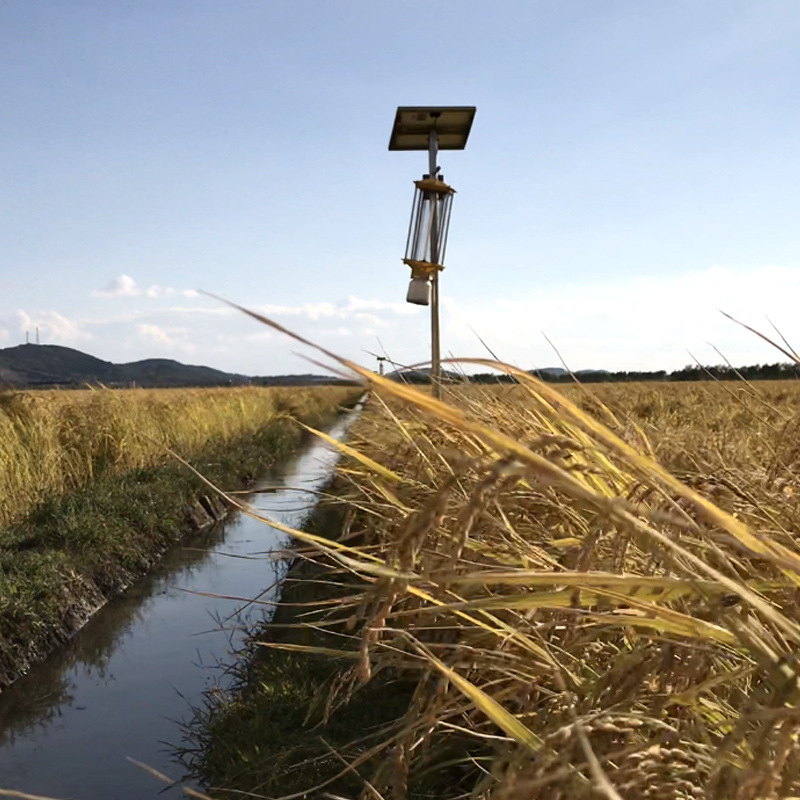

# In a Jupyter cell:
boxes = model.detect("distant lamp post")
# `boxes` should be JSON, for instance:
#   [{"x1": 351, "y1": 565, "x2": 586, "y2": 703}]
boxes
[
  {"x1": 364, "y1": 349, "x2": 389, "y2": 376},
  {"x1": 389, "y1": 106, "x2": 476, "y2": 399}
]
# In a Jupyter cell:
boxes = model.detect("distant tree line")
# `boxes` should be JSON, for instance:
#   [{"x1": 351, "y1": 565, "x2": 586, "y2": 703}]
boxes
[
  {"x1": 466, "y1": 362, "x2": 800, "y2": 384},
  {"x1": 250, "y1": 375, "x2": 361, "y2": 387}
]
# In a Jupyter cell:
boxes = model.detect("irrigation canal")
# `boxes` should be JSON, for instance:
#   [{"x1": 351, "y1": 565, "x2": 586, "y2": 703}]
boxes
[{"x1": 0, "y1": 404, "x2": 362, "y2": 799}]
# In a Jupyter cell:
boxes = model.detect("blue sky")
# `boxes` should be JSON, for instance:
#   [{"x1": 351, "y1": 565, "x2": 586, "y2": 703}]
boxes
[{"x1": 1, "y1": 1, "x2": 799, "y2": 375}]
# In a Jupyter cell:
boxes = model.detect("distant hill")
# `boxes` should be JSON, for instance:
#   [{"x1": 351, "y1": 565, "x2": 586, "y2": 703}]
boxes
[
  {"x1": 533, "y1": 367, "x2": 568, "y2": 377},
  {"x1": 0, "y1": 344, "x2": 248, "y2": 389},
  {"x1": 117, "y1": 358, "x2": 248, "y2": 388},
  {"x1": 0, "y1": 344, "x2": 362, "y2": 389}
]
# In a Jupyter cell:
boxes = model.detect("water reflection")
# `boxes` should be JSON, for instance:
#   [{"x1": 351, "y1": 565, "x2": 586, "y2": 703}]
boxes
[{"x1": 0, "y1": 526, "x2": 226, "y2": 748}]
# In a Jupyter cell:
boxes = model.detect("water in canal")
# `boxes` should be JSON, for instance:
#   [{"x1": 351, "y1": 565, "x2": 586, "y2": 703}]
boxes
[{"x1": 0, "y1": 408, "x2": 361, "y2": 799}]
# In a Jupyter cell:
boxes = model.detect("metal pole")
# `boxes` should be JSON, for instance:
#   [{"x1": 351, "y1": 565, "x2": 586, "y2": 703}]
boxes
[{"x1": 428, "y1": 130, "x2": 441, "y2": 399}]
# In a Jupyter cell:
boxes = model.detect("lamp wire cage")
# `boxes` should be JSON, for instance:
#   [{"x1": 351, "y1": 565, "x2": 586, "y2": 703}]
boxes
[{"x1": 403, "y1": 176, "x2": 455, "y2": 278}]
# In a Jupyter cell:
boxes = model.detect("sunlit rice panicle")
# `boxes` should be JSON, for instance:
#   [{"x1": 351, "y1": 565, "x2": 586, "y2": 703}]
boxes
[
  {"x1": 205, "y1": 302, "x2": 800, "y2": 800},
  {"x1": 304, "y1": 379, "x2": 800, "y2": 799}
]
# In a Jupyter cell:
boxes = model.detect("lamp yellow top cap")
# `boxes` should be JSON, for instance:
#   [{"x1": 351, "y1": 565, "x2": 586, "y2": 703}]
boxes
[{"x1": 413, "y1": 178, "x2": 456, "y2": 194}]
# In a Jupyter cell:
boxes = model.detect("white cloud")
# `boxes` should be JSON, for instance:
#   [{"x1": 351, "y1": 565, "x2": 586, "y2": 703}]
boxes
[
  {"x1": 95, "y1": 274, "x2": 139, "y2": 297},
  {"x1": 3, "y1": 293, "x2": 418, "y2": 373},
  {"x1": 17, "y1": 265, "x2": 800, "y2": 378},
  {"x1": 144, "y1": 284, "x2": 174, "y2": 298},
  {"x1": 0, "y1": 328, "x2": 8, "y2": 343},
  {"x1": 318, "y1": 326, "x2": 354, "y2": 337},
  {"x1": 441, "y1": 264, "x2": 800, "y2": 371},
  {"x1": 162, "y1": 305, "x2": 231, "y2": 315},
  {"x1": 215, "y1": 330, "x2": 274, "y2": 344},
  {"x1": 9, "y1": 309, "x2": 91, "y2": 345},
  {"x1": 88, "y1": 295, "x2": 414, "y2": 327},
  {"x1": 341, "y1": 297, "x2": 419, "y2": 316},
  {"x1": 257, "y1": 296, "x2": 421, "y2": 323},
  {"x1": 135, "y1": 322, "x2": 197, "y2": 355},
  {"x1": 136, "y1": 323, "x2": 174, "y2": 345},
  {"x1": 94, "y1": 275, "x2": 199, "y2": 299}
]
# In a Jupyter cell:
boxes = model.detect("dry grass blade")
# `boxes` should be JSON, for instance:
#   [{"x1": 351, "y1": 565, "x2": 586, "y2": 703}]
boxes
[
  {"x1": 126, "y1": 758, "x2": 219, "y2": 799},
  {"x1": 299, "y1": 423, "x2": 404, "y2": 484},
  {"x1": 404, "y1": 634, "x2": 544, "y2": 752},
  {"x1": 720, "y1": 310, "x2": 800, "y2": 366}
]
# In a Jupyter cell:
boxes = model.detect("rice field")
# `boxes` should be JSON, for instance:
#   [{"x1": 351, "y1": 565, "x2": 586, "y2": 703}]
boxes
[
  {"x1": 191, "y1": 374, "x2": 800, "y2": 800},
  {"x1": 0, "y1": 385, "x2": 355, "y2": 530}
]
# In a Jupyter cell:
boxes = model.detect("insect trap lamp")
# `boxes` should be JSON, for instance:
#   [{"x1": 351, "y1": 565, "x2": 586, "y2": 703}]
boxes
[
  {"x1": 388, "y1": 106, "x2": 476, "y2": 399},
  {"x1": 403, "y1": 175, "x2": 455, "y2": 306},
  {"x1": 389, "y1": 106, "x2": 475, "y2": 308}
]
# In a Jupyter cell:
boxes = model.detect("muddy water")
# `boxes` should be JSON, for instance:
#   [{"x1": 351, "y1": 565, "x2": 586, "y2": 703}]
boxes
[{"x1": 0, "y1": 407, "x2": 361, "y2": 799}]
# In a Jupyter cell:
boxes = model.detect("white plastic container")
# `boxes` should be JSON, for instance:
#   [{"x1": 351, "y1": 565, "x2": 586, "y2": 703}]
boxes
[{"x1": 406, "y1": 277, "x2": 431, "y2": 306}]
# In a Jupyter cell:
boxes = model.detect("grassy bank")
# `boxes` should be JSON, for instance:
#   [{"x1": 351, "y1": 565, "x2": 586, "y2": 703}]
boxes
[
  {"x1": 186, "y1": 378, "x2": 800, "y2": 800},
  {"x1": 0, "y1": 385, "x2": 359, "y2": 688}
]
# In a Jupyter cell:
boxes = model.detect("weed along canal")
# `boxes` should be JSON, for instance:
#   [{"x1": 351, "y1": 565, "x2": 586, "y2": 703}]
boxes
[{"x1": 0, "y1": 405, "x2": 362, "y2": 799}]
